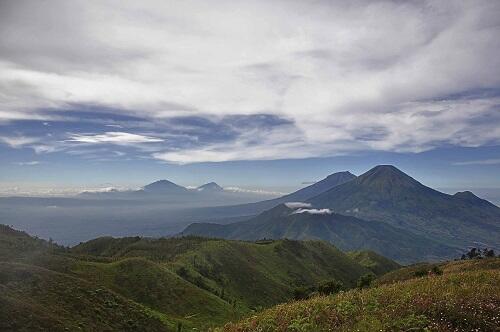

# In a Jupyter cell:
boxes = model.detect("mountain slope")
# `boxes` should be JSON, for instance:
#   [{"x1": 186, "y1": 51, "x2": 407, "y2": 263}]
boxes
[
  {"x1": 197, "y1": 182, "x2": 224, "y2": 192},
  {"x1": 72, "y1": 235, "x2": 380, "y2": 308},
  {"x1": 347, "y1": 250, "x2": 401, "y2": 275},
  {"x1": 199, "y1": 171, "x2": 356, "y2": 217},
  {"x1": 181, "y1": 204, "x2": 458, "y2": 263},
  {"x1": 1, "y1": 225, "x2": 396, "y2": 330},
  {"x1": 0, "y1": 262, "x2": 168, "y2": 332},
  {"x1": 218, "y1": 258, "x2": 500, "y2": 332},
  {"x1": 308, "y1": 165, "x2": 500, "y2": 249},
  {"x1": 143, "y1": 180, "x2": 188, "y2": 194}
]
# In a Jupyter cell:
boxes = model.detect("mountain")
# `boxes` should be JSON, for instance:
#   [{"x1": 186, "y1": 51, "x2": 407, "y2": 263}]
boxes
[
  {"x1": 1, "y1": 224, "x2": 397, "y2": 330},
  {"x1": 203, "y1": 171, "x2": 357, "y2": 216},
  {"x1": 197, "y1": 182, "x2": 224, "y2": 192},
  {"x1": 142, "y1": 179, "x2": 188, "y2": 194},
  {"x1": 308, "y1": 165, "x2": 500, "y2": 249},
  {"x1": 277, "y1": 171, "x2": 356, "y2": 202},
  {"x1": 181, "y1": 204, "x2": 458, "y2": 263}
]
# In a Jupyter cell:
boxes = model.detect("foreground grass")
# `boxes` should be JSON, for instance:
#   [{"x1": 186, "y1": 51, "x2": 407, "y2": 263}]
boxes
[{"x1": 217, "y1": 268, "x2": 500, "y2": 331}]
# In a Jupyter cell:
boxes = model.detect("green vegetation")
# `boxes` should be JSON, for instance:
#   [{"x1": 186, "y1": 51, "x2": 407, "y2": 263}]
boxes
[
  {"x1": 347, "y1": 250, "x2": 401, "y2": 275},
  {"x1": 218, "y1": 258, "x2": 500, "y2": 332},
  {"x1": 1, "y1": 225, "x2": 399, "y2": 331}
]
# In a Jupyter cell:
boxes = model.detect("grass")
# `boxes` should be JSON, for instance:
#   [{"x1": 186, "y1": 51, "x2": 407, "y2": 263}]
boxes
[
  {"x1": 216, "y1": 258, "x2": 500, "y2": 332},
  {"x1": 2, "y1": 225, "x2": 400, "y2": 331},
  {"x1": 347, "y1": 250, "x2": 401, "y2": 276},
  {"x1": 0, "y1": 262, "x2": 168, "y2": 332}
]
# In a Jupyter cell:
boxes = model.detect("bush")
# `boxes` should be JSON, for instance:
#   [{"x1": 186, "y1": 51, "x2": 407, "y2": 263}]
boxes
[
  {"x1": 317, "y1": 280, "x2": 343, "y2": 295},
  {"x1": 357, "y1": 274, "x2": 375, "y2": 288}
]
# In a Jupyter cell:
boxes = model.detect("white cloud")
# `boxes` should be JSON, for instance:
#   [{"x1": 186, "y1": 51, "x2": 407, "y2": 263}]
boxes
[
  {"x1": 452, "y1": 158, "x2": 500, "y2": 166},
  {"x1": 285, "y1": 202, "x2": 312, "y2": 209},
  {"x1": 292, "y1": 208, "x2": 333, "y2": 215},
  {"x1": 224, "y1": 187, "x2": 285, "y2": 196},
  {"x1": 1, "y1": 1, "x2": 500, "y2": 162},
  {"x1": 67, "y1": 132, "x2": 164, "y2": 144},
  {"x1": 0, "y1": 136, "x2": 39, "y2": 148},
  {"x1": 14, "y1": 161, "x2": 40, "y2": 166}
]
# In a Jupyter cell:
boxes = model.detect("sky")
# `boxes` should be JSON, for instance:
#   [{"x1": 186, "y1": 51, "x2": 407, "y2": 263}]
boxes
[{"x1": 0, "y1": 0, "x2": 499, "y2": 196}]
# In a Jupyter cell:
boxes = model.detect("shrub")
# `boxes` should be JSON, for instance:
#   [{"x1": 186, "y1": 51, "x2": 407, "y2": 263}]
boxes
[{"x1": 357, "y1": 274, "x2": 375, "y2": 288}]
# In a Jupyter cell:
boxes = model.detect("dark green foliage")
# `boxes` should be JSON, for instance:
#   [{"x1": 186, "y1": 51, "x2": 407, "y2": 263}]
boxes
[
  {"x1": 317, "y1": 279, "x2": 344, "y2": 295},
  {"x1": 414, "y1": 269, "x2": 428, "y2": 278},
  {"x1": 461, "y1": 247, "x2": 496, "y2": 260},
  {"x1": 356, "y1": 273, "x2": 375, "y2": 288},
  {"x1": 293, "y1": 279, "x2": 344, "y2": 300},
  {"x1": 431, "y1": 266, "x2": 443, "y2": 275}
]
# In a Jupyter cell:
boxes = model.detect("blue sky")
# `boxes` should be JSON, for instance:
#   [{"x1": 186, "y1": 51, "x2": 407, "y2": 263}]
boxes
[{"x1": 0, "y1": 1, "x2": 499, "y2": 197}]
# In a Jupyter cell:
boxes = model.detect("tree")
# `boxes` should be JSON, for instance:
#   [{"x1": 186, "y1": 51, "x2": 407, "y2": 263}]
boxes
[
  {"x1": 357, "y1": 274, "x2": 375, "y2": 289},
  {"x1": 431, "y1": 266, "x2": 443, "y2": 275},
  {"x1": 484, "y1": 249, "x2": 495, "y2": 258},
  {"x1": 293, "y1": 286, "x2": 310, "y2": 300},
  {"x1": 466, "y1": 248, "x2": 480, "y2": 259},
  {"x1": 317, "y1": 280, "x2": 344, "y2": 295}
]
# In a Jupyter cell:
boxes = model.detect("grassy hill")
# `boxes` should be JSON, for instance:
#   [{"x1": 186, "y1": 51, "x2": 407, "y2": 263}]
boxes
[
  {"x1": 217, "y1": 258, "x2": 500, "y2": 332},
  {"x1": 72, "y1": 236, "x2": 380, "y2": 308},
  {"x1": 347, "y1": 250, "x2": 401, "y2": 276},
  {"x1": 0, "y1": 262, "x2": 168, "y2": 332},
  {"x1": 182, "y1": 204, "x2": 458, "y2": 264},
  {"x1": 1, "y1": 225, "x2": 399, "y2": 330}
]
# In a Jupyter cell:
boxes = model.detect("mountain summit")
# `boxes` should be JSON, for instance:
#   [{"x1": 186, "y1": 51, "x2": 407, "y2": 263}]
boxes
[
  {"x1": 197, "y1": 182, "x2": 224, "y2": 192},
  {"x1": 308, "y1": 165, "x2": 500, "y2": 249},
  {"x1": 143, "y1": 180, "x2": 187, "y2": 193},
  {"x1": 355, "y1": 165, "x2": 421, "y2": 189}
]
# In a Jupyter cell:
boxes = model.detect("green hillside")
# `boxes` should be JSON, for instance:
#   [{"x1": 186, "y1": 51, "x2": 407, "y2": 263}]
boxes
[
  {"x1": 347, "y1": 250, "x2": 401, "y2": 275},
  {"x1": 0, "y1": 262, "x2": 168, "y2": 332},
  {"x1": 1, "y1": 225, "x2": 399, "y2": 331},
  {"x1": 218, "y1": 258, "x2": 500, "y2": 332},
  {"x1": 182, "y1": 204, "x2": 458, "y2": 264},
  {"x1": 72, "y1": 236, "x2": 381, "y2": 308}
]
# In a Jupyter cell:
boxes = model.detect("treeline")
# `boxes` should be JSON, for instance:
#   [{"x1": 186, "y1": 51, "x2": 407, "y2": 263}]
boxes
[
  {"x1": 293, "y1": 274, "x2": 375, "y2": 300},
  {"x1": 460, "y1": 247, "x2": 496, "y2": 260}
]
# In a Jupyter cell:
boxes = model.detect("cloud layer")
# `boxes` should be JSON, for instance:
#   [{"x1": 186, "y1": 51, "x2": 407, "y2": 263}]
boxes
[{"x1": 1, "y1": 0, "x2": 499, "y2": 163}]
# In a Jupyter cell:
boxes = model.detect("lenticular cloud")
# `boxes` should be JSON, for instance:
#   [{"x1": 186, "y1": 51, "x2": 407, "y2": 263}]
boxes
[{"x1": 292, "y1": 208, "x2": 333, "y2": 215}]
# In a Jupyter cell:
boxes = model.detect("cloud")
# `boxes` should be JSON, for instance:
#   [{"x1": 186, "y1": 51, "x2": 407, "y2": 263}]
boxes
[
  {"x1": 0, "y1": 135, "x2": 39, "y2": 148},
  {"x1": 285, "y1": 202, "x2": 312, "y2": 209},
  {"x1": 224, "y1": 187, "x2": 285, "y2": 196},
  {"x1": 67, "y1": 131, "x2": 164, "y2": 144},
  {"x1": 14, "y1": 161, "x2": 40, "y2": 166},
  {"x1": 452, "y1": 158, "x2": 500, "y2": 166},
  {"x1": 292, "y1": 208, "x2": 333, "y2": 215},
  {"x1": 1, "y1": 1, "x2": 500, "y2": 162}
]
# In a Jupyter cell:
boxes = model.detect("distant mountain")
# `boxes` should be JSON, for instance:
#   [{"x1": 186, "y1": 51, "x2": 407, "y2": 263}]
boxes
[
  {"x1": 308, "y1": 165, "x2": 500, "y2": 249},
  {"x1": 181, "y1": 204, "x2": 458, "y2": 263},
  {"x1": 204, "y1": 171, "x2": 356, "y2": 216},
  {"x1": 278, "y1": 171, "x2": 356, "y2": 202},
  {"x1": 142, "y1": 179, "x2": 188, "y2": 194},
  {"x1": 197, "y1": 182, "x2": 224, "y2": 192}
]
